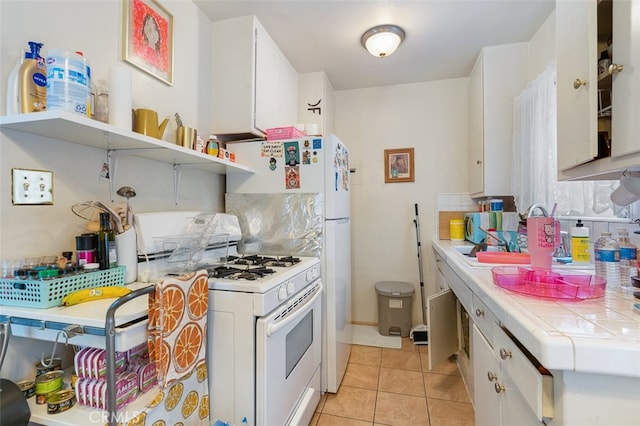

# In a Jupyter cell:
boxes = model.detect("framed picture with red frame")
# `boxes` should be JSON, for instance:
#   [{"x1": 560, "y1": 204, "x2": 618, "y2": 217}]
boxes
[{"x1": 123, "y1": 0, "x2": 173, "y2": 85}]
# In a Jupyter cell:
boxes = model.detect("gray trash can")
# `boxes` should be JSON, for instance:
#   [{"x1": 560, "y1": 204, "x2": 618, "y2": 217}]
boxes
[{"x1": 375, "y1": 281, "x2": 414, "y2": 337}]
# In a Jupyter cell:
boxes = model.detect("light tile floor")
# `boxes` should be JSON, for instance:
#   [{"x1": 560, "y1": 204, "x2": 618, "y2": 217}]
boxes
[{"x1": 310, "y1": 338, "x2": 475, "y2": 425}]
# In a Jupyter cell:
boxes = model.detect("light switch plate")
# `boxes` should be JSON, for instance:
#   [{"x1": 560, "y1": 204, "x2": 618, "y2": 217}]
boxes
[{"x1": 12, "y1": 168, "x2": 54, "y2": 205}]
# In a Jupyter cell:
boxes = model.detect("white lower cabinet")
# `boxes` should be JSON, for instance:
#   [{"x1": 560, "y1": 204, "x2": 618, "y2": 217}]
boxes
[
  {"x1": 472, "y1": 324, "x2": 501, "y2": 426},
  {"x1": 472, "y1": 324, "x2": 548, "y2": 426}
]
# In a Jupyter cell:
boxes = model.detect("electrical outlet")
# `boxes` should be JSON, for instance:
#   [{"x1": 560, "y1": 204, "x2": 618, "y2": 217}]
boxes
[{"x1": 12, "y1": 168, "x2": 54, "y2": 205}]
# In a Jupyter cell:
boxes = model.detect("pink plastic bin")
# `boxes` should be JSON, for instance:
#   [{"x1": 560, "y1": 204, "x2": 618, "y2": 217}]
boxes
[
  {"x1": 266, "y1": 126, "x2": 306, "y2": 140},
  {"x1": 491, "y1": 266, "x2": 606, "y2": 300}
]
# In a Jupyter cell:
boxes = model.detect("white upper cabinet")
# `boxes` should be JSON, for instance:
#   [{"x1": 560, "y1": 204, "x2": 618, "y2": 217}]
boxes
[
  {"x1": 610, "y1": 0, "x2": 640, "y2": 159},
  {"x1": 556, "y1": 0, "x2": 599, "y2": 171},
  {"x1": 468, "y1": 43, "x2": 528, "y2": 197},
  {"x1": 211, "y1": 15, "x2": 298, "y2": 141},
  {"x1": 557, "y1": 0, "x2": 640, "y2": 180}
]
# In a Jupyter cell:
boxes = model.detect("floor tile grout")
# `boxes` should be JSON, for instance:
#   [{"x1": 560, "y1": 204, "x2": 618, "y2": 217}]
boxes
[{"x1": 312, "y1": 339, "x2": 474, "y2": 425}]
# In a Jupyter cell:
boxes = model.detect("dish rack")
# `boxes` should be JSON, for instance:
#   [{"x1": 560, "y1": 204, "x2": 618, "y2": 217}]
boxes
[
  {"x1": 492, "y1": 266, "x2": 606, "y2": 300},
  {"x1": 152, "y1": 213, "x2": 229, "y2": 271}
]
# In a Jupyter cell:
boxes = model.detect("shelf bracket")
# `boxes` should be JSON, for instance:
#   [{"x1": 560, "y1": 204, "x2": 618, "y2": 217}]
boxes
[
  {"x1": 173, "y1": 164, "x2": 182, "y2": 205},
  {"x1": 107, "y1": 149, "x2": 119, "y2": 202}
]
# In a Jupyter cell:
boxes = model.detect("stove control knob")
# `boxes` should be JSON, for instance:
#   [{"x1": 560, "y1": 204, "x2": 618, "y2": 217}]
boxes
[
  {"x1": 278, "y1": 286, "x2": 288, "y2": 301},
  {"x1": 287, "y1": 282, "x2": 296, "y2": 295},
  {"x1": 306, "y1": 270, "x2": 314, "y2": 282}
]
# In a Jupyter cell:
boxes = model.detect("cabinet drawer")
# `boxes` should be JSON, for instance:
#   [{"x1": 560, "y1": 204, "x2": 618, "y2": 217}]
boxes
[
  {"x1": 434, "y1": 256, "x2": 449, "y2": 292},
  {"x1": 471, "y1": 294, "x2": 498, "y2": 346},
  {"x1": 494, "y1": 325, "x2": 554, "y2": 420}
]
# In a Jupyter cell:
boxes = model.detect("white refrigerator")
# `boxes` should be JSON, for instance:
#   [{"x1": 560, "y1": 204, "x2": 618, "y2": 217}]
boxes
[{"x1": 226, "y1": 134, "x2": 352, "y2": 393}]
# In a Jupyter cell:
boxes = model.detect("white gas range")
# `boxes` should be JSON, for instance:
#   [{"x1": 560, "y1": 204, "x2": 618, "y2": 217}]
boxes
[
  {"x1": 133, "y1": 212, "x2": 323, "y2": 426},
  {"x1": 206, "y1": 254, "x2": 322, "y2": 426}
]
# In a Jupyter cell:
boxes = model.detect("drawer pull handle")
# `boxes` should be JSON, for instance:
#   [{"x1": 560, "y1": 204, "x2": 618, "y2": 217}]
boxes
[
  {"x1": 475, "y1": 308, "x2": 484, "y2": 317},
  {"x1": 499, "y1": 348, "x2": 512, "y2": 360},
  {"x1": 487, "y1": 371, "x2": 497, "y2": 382},
  {"x1": 494, "y1": 382, "x2": 505, "y2": 393}
]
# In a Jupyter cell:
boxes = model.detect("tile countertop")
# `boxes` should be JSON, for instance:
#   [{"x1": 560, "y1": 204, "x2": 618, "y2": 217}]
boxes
[{"x1": 432, "y1": 240, "x2": 640, "y2": 378}]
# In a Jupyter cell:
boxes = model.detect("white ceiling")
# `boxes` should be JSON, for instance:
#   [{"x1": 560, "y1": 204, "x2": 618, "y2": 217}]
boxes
[{"x1": 193, "y1": 0, "x2": 556, "y2": 91}]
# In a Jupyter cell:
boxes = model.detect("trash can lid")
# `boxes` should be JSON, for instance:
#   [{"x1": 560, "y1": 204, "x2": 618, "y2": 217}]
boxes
[{"x1": 375, "y1": 281, "x2": 415, "y2": 297}]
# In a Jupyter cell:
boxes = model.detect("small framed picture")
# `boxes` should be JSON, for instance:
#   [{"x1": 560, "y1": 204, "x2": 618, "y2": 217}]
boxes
[
  {"x1": 384, "y1": 148, "x2": 415, "y2": 183},
  {"x1": 122, "y1": 0, "x2": 173, "y2": 85}
]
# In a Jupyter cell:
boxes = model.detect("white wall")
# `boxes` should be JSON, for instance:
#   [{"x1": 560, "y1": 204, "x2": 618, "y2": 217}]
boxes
[
  {"x1": 335, "y1": 79, "x2": 469, "y2": 325},
  {"x1": 0, "y1": 0, "x2": 222, "y2": 261},
  {"x1": 0, "y1": 0, "x2": 222, "y2": 381},
  {"x1": 337, "y1": 10, "x2": 557, "y2": 328},
  {"x1": 528, "y1": 10, "x2": 556, "y2": 79}
]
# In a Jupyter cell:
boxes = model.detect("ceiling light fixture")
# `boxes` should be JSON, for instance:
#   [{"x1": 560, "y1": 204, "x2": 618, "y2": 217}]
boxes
[{"x1": 361, "y1": 24, "x2": 405, "y2": 58}]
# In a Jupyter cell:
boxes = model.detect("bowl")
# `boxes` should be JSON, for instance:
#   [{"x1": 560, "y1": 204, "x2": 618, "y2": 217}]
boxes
[{"x1": 631, "y1": 275, "x2": 640, "y2": 288}]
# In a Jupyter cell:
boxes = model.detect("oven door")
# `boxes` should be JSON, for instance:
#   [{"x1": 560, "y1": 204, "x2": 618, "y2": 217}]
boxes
[{"x1": 256, "y1": 281, "x2": 323, "y2": 426}]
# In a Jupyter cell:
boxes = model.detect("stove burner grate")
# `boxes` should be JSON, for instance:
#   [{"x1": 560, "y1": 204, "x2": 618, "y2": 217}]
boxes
[
  {"x1": 224, "y1": 255, "x2": 301, "y2": 268},
  {"x1": 208, "y1": 265, "x2": 276, "y2": 281}
]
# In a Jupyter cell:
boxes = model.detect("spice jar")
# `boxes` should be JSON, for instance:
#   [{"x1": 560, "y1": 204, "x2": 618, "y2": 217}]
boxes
[{"x1": 76, "y1": 234, "x2": 97, "y2": 266}]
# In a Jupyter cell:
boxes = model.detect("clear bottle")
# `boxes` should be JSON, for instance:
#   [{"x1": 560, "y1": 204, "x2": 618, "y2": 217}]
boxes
[
  {"x1": 95, "y1": 79, "x2": 109, "y2": 123},
  {"x1": 97, "y1": 212, "x2": 117, "y2": 270},
  {"x1": 616, "y1": 228, "x2": 637, "y2": 291},
  {"x1": 594, "y1": 232, "x2": 620, "y2": 289}
]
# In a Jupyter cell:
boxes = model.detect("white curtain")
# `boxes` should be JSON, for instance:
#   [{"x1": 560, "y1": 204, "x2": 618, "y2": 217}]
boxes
[{"x1": 512, "y1": 63, "x2": 558, "y2": 214}]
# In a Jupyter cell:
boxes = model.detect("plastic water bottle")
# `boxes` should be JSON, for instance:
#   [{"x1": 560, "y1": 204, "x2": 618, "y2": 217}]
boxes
[
  {"x1": 616, "y1": 228, "x2": 637, "y2": 291},
  {"x1": 594, "y1": 232, "x2": 620, "y2": 289}
]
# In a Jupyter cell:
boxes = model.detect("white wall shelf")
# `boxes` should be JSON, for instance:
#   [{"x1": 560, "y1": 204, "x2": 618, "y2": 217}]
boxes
[{"x1": 0, "y1": 111, "x2": 255, "y2": 175}]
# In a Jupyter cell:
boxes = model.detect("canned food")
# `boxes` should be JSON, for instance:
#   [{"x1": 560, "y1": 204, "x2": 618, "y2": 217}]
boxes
[
  {"x1": 46, "y1": 389, "x2": 76, "y2": 414},
  {"x1": 17, "y1": 380, "x2": 35, "y2": 399},
  {"x1": 36, "y1": 392, "x2": 53, "y2": 405},
  {"x1": 35, "y1": 370, "x2": 64, "y2": 396},
  {"x1": 35, "y1": 357, "x2": 62, "y2": 376}
]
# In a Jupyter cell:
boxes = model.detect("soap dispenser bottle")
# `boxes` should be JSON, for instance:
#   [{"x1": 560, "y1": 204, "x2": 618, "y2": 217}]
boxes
[
  {"x1": 19, "y1": 41, "x2": 47, "y2": 113},
  {"x1": 571, "y1": 220, "x2": 590, "y2": 264}
]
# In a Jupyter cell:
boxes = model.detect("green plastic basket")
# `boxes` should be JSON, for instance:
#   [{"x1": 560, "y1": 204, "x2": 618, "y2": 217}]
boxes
[{"x1": 0, "y1": 266, "x2": 126, "y2": 309}]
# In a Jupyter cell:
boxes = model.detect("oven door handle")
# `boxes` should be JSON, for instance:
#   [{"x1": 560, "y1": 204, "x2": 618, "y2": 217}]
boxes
[{"x1": 267, "y1": 283, "x2": 322, "y2": 337}]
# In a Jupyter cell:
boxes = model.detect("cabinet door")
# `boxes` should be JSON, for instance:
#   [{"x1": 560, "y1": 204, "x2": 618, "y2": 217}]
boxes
[
  {"x1": 426, "y1": 289, "x2": 458, "y2": 370},
  {"x1": 611, "y1": 0, "x2": 640, "y2": 158},
  {"x1": 255, "y1": 23, "x2": 281, "y2": 132},
  {"x1": 472, "y1": 325, "x2": 501, "y2": 426},
  {"x1": 468, "y1": 53, "x2": 484, "y2": 195},
  {"x1": 500, "y1": 372, "x2": 544, "y2": 426},
  {"x1": 211, "y1": 16, "x2": 256, "y2": 135},
  {"x1": 469, "y1": 44, "x2": 527, "y2": 197},
  {"x1": 556, "y1": 0, "x2": 599, "y2": 170}
]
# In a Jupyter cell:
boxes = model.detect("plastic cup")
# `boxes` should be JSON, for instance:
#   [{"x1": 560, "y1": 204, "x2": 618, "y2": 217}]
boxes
[{"x1": 527, "y1": 217, "x2": 557, "y2": 270}]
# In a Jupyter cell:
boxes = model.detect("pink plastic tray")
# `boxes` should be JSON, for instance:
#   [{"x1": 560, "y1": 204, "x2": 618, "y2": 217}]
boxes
[
  {"x1": 491, "y1": 266, "x2": 606, "y2": 300},
  {"x1": 476, "y1": 252, "x2": 530, "y2": 264}
]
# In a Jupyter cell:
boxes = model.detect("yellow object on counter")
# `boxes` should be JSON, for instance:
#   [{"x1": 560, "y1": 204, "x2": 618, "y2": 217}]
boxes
[{"x1": 450, "y1": 219, "x2": 465, "y2": 241}]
